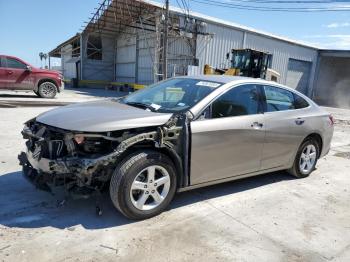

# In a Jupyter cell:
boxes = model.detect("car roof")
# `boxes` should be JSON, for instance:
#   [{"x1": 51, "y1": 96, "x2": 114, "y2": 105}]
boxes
[
  {"x1": 176, "y1": 75, "x2": 284, "y2": 86},
  {"x1": 176, "y1": 75, "x2": 307, "y2": 95},
  {"x1": 176, "y1": 75, "x2": 250, "y2": 84}
]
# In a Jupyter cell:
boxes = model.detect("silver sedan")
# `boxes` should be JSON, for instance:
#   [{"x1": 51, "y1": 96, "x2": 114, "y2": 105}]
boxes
[{"x1": 20, "y1": 76, "x2": 334, "y2": 219}]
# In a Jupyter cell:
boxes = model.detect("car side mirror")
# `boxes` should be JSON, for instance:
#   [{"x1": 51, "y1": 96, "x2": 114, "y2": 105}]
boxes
[{"x1": 26, "y1": 65, "x2": 32, "y2": 72}]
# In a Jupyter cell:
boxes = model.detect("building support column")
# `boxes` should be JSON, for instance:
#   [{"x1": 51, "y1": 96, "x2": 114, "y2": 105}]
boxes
[
  {"x1": 242, "y1": 31, "x2": 247, "y2": 49},
  {"x1": 79, "y1": 33, "x2": 84, "y2": 80},
  {"x1": 135, "y1": 34, "x2": 139, "y2": 83}
]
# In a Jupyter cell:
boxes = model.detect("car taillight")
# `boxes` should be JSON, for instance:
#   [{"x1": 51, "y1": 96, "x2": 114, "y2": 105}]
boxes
[{"x1": 329, "y1": 115, "x2": 335, "y2": 126}]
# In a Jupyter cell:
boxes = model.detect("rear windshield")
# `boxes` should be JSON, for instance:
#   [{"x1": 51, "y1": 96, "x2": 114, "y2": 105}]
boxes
[{"x1": 122, "y1": 78, "x2": 223, "y2": 113}]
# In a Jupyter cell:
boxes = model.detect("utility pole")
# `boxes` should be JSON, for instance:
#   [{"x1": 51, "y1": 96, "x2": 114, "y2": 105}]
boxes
[{"x1": 162, "y1": 0, "x2": 169, "y2": 80}]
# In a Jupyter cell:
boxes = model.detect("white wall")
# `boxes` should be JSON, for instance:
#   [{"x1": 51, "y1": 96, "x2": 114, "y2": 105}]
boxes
[
  {"x1": 81, "y1": 32, "x2": 115, "y2": 81},
  {"x1": 61, "y1": 44, "x2": 76, "y2": 80}
]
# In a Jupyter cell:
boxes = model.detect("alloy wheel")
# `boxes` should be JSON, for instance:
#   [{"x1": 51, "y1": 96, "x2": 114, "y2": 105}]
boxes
[
  {"x1": 299, "y1": 144, "x2": 317, "y2": 174},
  {"x1": 41, "y1": 83, "x2": 56, "y2": 97},
  {"x1": 130, "y1": 165, "x2": 171, "y2": 211}
]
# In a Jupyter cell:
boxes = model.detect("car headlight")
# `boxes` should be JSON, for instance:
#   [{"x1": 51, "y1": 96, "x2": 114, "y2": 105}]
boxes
[{"x1": 74, "y1": 135, "x2": 85, "y2": 144}]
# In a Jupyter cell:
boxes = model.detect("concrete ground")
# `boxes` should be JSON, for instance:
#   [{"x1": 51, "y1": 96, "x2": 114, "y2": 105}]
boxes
[
  {"x1": 0, "y1": 87, "x2": 127, "y2": 106},
  {"x1": 0, "y1": 90, "x2": 350, "y2": 262}
]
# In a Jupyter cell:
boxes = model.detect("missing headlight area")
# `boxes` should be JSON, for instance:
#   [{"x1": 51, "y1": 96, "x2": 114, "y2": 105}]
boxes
[{"x1": 18, "y1": 114, "x2": 187, "y2": 198}]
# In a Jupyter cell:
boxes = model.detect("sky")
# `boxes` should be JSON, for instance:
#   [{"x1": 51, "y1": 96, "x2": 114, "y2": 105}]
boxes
[
  {"x1": 0, "y1": 0, "x2": 98, "y2": 67},
  {"x1": 1, "y1": 0, "x2": 349, "y2": 67}
]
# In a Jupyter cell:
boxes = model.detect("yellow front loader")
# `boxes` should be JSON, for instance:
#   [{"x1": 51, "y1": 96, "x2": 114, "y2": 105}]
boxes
[{"x1": 203, "y1": 48, "x2": 280, "y2": 82}]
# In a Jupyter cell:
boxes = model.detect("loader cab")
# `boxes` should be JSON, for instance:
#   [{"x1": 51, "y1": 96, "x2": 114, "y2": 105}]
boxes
[{"x1": 230, "y1": 49, "x2": 271, "y2": 79}]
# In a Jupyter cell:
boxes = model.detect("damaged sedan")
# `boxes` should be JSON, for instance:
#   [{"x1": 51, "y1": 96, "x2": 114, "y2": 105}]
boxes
[{"x1": 19, "y1": 76, "x2": 334, "y2": 219}]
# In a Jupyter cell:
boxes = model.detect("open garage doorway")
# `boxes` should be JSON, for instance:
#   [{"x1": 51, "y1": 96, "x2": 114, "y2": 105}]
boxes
[{"x1": 313, "y1": 50, "x2": 350, "y2": 109}]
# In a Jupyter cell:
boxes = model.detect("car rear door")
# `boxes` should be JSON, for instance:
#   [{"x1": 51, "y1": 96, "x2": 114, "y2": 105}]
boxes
[
  {"x1": 4, "y1": 57, "x2": 33, "y2": 90},
  {"x1": 260, "y1": 85, "x2": 310, "y2": 170},
  {"x1": 0, "y1": 57, "x2": 7, "y2": 89},
  {"x1": 190, "y1": 84, "x2": 265, "y2": 185}
]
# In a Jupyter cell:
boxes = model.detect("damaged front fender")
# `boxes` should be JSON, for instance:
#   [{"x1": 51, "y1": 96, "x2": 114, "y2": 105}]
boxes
[{"x1": 19, "y1": 115, "x2": 186, "y2": 195}]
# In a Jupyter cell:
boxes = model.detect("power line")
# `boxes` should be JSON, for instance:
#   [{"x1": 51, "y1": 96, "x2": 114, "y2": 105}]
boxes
[
  {"x1": 191, "y1": 0, "x2": 350, "y2": 12},
  {"x1": 226, "y1": 0, "x2": 350, "y2": 3},
  {"x1": 176, "y1": 0, "x2": 191, "y2": 16}
]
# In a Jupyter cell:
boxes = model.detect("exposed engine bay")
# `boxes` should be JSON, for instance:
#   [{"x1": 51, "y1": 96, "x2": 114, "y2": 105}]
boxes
[{"x1": 18, "y1": 114, "x2": 190, "y2": 197}]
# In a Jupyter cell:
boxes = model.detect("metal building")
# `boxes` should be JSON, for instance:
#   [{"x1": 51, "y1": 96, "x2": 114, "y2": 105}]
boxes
[{"x1": 48, "y1": 0, "x2": 349, "y2": 107}]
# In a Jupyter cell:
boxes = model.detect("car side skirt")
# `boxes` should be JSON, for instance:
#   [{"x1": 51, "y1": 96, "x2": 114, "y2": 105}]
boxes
[{"x1": 177, "y1": 165, "x2": 287, "y2": 192}]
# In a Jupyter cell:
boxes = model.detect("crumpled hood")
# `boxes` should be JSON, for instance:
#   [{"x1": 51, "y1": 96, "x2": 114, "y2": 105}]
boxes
[{"x1": 36, "y1": 99, "x2": 173, "y2": 132}]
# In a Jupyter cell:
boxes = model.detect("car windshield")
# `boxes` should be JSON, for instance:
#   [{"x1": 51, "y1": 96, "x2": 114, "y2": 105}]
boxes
[{"x1": 121, "y1": 78, "x2": 223, "y2": 113}]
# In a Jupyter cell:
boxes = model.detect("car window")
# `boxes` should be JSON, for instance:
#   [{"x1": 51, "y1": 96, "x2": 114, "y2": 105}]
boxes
[
  {"x1": 122, "y1": 78, "x2": 222, "y2": 113},
  {"x1": 0, "y1": 57, "x2": 4, "y2": 68},
  {"x1": 211, "y1": 85, "x2": 259, "y2": 118},
  {"x1": 293, "y1": 93, "x2": 309, "y2": 109},
  {"x1": 6, "y1": 58, "x2": 27, "y2": 69},
  {"x1": 263, "y1": 85, "x2": 295, "y2": 112}
]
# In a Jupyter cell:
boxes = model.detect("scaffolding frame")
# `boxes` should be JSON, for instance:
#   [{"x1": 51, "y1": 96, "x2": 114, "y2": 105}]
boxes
[{"x1": 49, "y1": 0, "x2": 213, "y2": 84}]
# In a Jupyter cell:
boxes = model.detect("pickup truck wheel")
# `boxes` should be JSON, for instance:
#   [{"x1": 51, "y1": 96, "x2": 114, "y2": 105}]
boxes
[
  {"x1": 110, "y1": 150, "x2": 177, "y2": 220},
  {"x1": 38, "y1": 82, "x2": 57, "y2": 98}
]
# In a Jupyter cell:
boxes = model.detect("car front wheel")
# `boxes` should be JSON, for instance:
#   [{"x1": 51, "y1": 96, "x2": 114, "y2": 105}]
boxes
[
  {"x1": 38, "y1": 82, "x2": 57, "y2": 98},
  {"x1": 110, "y1": 150, "x2": 177, "y2": 220},
  {"x1": 288, "y1": 138, "x2": 319, "y2": 178}
]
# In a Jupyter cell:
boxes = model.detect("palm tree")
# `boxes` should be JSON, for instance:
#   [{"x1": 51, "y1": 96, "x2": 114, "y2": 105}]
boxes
[
  {"x1": 39, "y1": 52, "x2": 44, "y2": 68},
  {"x1": 43, "y1": 53, "x2": 48, "y2": 68}
]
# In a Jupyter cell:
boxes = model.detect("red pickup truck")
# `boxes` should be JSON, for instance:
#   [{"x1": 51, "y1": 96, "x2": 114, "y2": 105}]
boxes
[{"x1": 0, "y1": 55, "x2": 64, "y2": 98}]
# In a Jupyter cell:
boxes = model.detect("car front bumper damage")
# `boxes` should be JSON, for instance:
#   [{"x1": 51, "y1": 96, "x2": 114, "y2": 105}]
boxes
[{"x1": 18, "y1": 118, "x2": 184, "y2": 195}]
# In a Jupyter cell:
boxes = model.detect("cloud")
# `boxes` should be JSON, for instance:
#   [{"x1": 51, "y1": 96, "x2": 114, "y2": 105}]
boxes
[
  {"x1": 328, "y1": 3, "x2": 350, "y2": 9},
  {"x1": 305, "y1": 34, "x2": 350, "y2": 38},
  {"x1": 326, "y1": 22, "x2": 350, "y2": 28},
  {"x1": 303, "y1": 34, "x2": 350, "y2": 49}
]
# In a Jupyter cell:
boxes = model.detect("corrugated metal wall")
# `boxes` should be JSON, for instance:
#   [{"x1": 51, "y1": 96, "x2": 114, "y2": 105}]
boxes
[
  {"x1": 76, "y1": 11, "x2": 319, "y2": 95},
  {"x1": 137, "y1": 32, "x2": 156, "y2": 84},
  {"x1": 114, "y1": 27, "x2": 195, "y2": 84},
  {"x1": 197, "y1": 23, "x2": 244, "y2": 72},
  {"x1": 244, "y1": 32, "x2": 318, "y2": 88},
  {"x1": 114, "y1": 28, "x2": 156, "y2": 85},
  {"x1": 167, "y1": 35, "x2": 195, "y2": 77},
  {"x1": 195, "y1": 21, "x2": 318, "y2": 94},
  {"x1": 81, "y1": 32, "x2": 115, "y2": 81},
  {"x1": 115, "y1": 34, "x2": 137, "y2": 83},
  {"x1": 60, "y1": 45, "x2": 76, "y2": 79}
]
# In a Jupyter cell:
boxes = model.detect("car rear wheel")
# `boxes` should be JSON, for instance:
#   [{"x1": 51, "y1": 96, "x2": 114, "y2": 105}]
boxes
[
  {"x1": 38, "y1": 82, "x2": 57, "y2": 98},
  {"x1": 288, "y1": 138, "x2": 319, "y2": 178},
  {"x1": 109, "y1": 150, "x2": 177, "y2": 220}
]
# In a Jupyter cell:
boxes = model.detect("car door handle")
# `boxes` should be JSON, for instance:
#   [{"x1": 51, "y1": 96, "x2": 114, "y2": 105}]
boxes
[
  {"x1": 7, "y1": 71, "x2": 13, "y2": 75},
  {"x1": 251, "y1": 122, "x2": 263, "y2": 129},
  {"x1": 295, "y1": 118, "x2": 305, "y2": 125}
]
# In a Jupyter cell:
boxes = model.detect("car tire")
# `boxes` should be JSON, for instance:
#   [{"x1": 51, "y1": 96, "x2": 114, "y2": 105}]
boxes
[
  {"x1": 38, "y1": 82, "x2": 57, "y2": 98},
  {"x1": 288, "y1": 138, "x2": 319, "y2": 178},
  {"x1": 110, "y1": 150, "x2": 177, "y2": 220}
]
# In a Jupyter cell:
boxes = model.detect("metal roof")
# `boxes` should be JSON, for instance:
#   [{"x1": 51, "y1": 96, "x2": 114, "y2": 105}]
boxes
[
  {"x1": 145, "y1": 0, "x2": 319, "y2": 50},
  {"x1": 49, "y1": 0, "x2": 324, "y2": 57},
  {"x1": 319, "y1": 49, "x2": 350, "y2": 57},
  {"x1": 49, "y1": 34, "x2": 80, "y2": 57}
]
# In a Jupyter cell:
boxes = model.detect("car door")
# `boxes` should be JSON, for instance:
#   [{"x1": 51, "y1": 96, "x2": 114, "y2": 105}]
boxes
[
  {"x1": 190, "y1": 84, "x2": 265, "y2": 185},
  {"x1": 260, "y1": 85, "x2": 310, "y2": 170},
  {"x1": 0, "y1": 57, "x2": 7, "y2": 89},
  {"x1": 4, "y1": 57, "x2": 34, "y2": 90}
]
